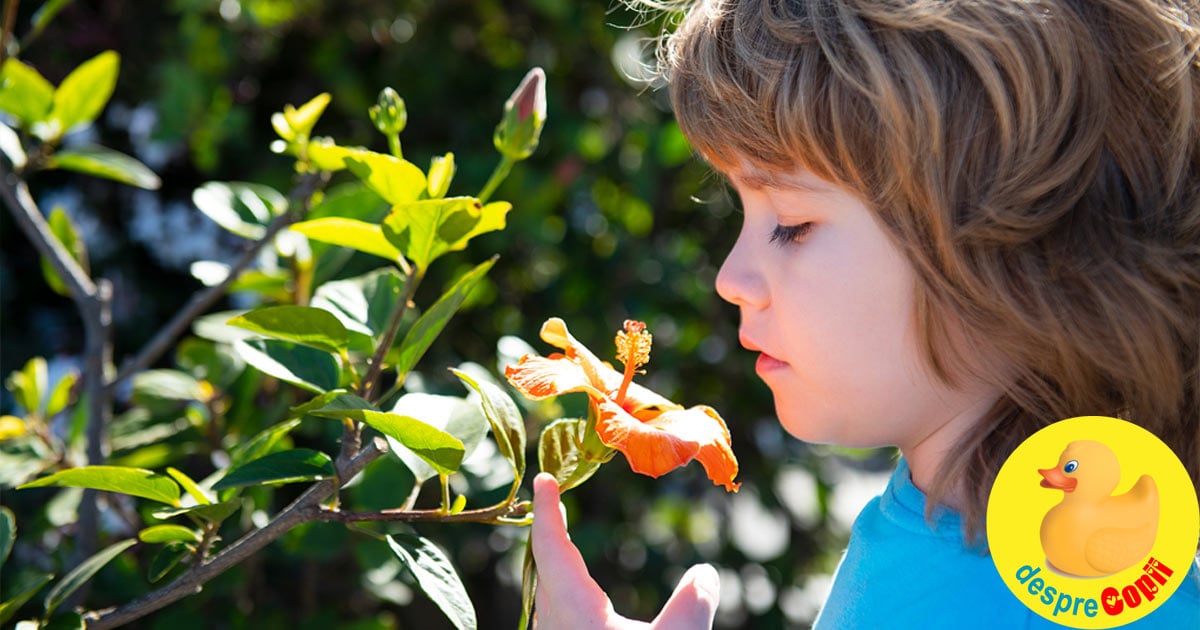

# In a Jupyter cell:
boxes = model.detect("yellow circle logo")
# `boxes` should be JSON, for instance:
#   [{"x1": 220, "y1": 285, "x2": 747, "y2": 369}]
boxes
[{"x1": 987, "y1": 416, "x2": 1199, "y2": 627}]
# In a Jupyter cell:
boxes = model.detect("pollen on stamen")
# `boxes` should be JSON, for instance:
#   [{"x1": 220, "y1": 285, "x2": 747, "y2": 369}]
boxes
[{"x1": 615, "y1": 320, "x2": 652, "y2": 370}]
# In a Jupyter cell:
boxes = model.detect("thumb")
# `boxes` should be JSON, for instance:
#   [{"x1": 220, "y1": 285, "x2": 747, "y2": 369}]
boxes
[{"x1": 651, "y1": 564, "x2": 720, "y2": 630}]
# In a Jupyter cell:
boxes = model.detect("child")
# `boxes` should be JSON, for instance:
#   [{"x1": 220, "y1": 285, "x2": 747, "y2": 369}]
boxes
[{"x1": 530, "y1": 0, "x2": 1200, "y2": 627}]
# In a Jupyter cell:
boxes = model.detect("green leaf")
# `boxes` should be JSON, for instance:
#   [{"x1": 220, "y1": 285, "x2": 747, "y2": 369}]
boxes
[
  {"x1": 43, "y1": 539, "x2": 136, "y2": 616},
  {"x1": 44, "y1": 370, "x2": 77, "y2": 417},
  {"x1": 282, "y1": 92, "x2": 330, "y2": 138},
  {"x1": 31, "y1": 0, "x2": 74, "y2": 36},
  {"x1": 19, "y1": 466, "x2": 181, "y2": 506},
  {"x1": 309, "y1": 400, "x2": 463, "y2": 477},
  {"x1": 311, "y1": 267, "x2": 405, "y2": 338},
  {"x1": 132, "y1": 369, "x2": 207, "y2": 405},
  {"x1": 138, "y1": 524, "x2": 200, "y2": 544},
  {"x1": 40, "y1": 206, "x2": 87, "y2": 297},
  {"x1": 427, "y1": 153, "x2": 456, "y2": 199},
  {"x1": 148, "y1": 543, "x2": 189, "y2": 583},
  {"x1": 386, "y1": 534, "x2": 477, "y2": 630},
  {"x1": 394, "y1": 258, "x2": 495, "y2": 377},
  {"x1": 166, "y1": 467, "x2": 212, "y2": 505},
  {"x1": 0, "y1": 59, "x2": 54, "y2": 127},
  {"x1": 305, "y1": 138, "x2": 367, "y2": 172},
  {"x1": 383, "y1": 197, "x2": 509, "y2": 270},
  {"x1": 50, "y1": 51, "x2": 119, "y2": 135},
  {"x1": 346, "y1": 151, "x2": 426, "y2": 206},
  {"x1": 228, "y1": 306, "x2": 349, "y2": 354},
  {"x1": 192, "y1": 181, "x2": 286, "y2": 240},
  {"x1": 229, "y1": 418, "x2": 302, "y2": 467},
  {"x1": 212, "y1": 449, "x2": 334, "y2": 490},
  {"x1": 50, "y1": 145, "x2": 161, "y2": 189},
  {"x1": 234, "y1": 337, "x2": 341, "y2": 392},
  {"x1": 538, "y1": 418, "x2": 607, "y2": 492},
  {"x1": 384, "y1": 393, "x2": 487, "y2": 483},
  {"x1": 0, "y1": 574, "x2": 51, "y2": 625},
  {"x1": 0, "y1": 506, "x2": 14, "y2": 568},
  {"x1": 7, "y1": 356, "x2": 46, "y2": 416},
  {"x1": 0, "y1": 121, "x2": 26, "y2": 168},
  {"x1": 451, "y1": 368, "x2": 526, "y2": 489},
  {"x1": 175, "y1": 337, "x2": 245, "y2": 390},
  {"x1": 151, "y1": 500, "x2": 241, "y2": 524},
  {"x1": 291, "y1": 218, "x2": 402, "y2": 263},
  {"x1": 191, "y1": 310, "x2": 255, "y2": 344},
  {"x1": 518, "y1": 539, "x2": 536, "y2": 630}
]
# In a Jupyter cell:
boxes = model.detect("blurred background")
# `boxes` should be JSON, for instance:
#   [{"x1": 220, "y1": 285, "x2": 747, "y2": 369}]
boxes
[{"x1": 0, "y1": 1, "x2": 894, "y2": 627}]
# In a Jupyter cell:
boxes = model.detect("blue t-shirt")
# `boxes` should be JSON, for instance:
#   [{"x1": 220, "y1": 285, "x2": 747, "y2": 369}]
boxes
[{"x1": 813, "y1": 458, "x2": 1200, "y2": 628}]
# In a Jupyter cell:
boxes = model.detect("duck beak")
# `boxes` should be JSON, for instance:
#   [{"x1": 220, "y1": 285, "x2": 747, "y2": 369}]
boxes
[{"x1": 1038, "y1": 467, "x2": 1077, "y2": 492}]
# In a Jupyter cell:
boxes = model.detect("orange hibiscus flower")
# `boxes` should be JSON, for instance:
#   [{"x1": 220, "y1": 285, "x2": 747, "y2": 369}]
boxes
[{"x1": 504, "y1": 318, "x2": 740, "y2": 492}]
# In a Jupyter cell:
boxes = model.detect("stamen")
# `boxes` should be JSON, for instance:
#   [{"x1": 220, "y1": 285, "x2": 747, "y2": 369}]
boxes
[{"x1": 614, "y1": 320, "x2": 652, "y2": 405}]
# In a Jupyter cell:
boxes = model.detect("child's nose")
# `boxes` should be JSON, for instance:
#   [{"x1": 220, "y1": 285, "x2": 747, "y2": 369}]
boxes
[{"x1": 715, "y1": 236, "x2": 768, "y2": 309}]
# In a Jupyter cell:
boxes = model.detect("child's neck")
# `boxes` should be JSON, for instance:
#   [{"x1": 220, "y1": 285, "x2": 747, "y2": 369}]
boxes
[{"x1": 901, "y1": 394, "x2": 1002, "y2": 513}]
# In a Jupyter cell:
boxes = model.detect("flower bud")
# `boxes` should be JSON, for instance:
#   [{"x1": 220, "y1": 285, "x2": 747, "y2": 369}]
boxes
[
  {"x1": 369, "y1": 87, "x2": 407, "y2": 136},
  {"x1": 493, "y1": 67, "x2": 546, "y2": 161}
]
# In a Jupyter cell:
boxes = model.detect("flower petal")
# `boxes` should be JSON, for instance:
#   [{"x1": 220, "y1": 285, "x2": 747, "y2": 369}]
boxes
[
  {"x1": 595, "y1": 399, "x2": 740, "y2": 492},
  {"x1": 504, "y1": 354, "x2": 602, "y2": 400},
  {"x1": 539, "y1": 318, "x2": 680, "y2": 414}
]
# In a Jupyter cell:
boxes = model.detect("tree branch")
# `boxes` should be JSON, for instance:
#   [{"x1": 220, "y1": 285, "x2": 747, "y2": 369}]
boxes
[
  {"x1": 0, "y1": 165, "x2": 98, "y2": 303},
  {"x1": 312, "y1": 500, "x2": 531, "y2": 526},
  {"x1": 0, "y1": 158, "x2": 113, "y2": 588},
  {"x1": 109, "y1": 171, "x2": 329, "y2": 388},
  {"x1": 83, "y1": 437, "x2": 389, "y2": 629}
]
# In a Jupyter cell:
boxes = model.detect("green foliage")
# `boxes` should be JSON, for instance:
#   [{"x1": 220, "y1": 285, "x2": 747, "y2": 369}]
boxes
[
  {"x1": 40, "y1": 206, "x2": 87, "y2": 297},
  {"x1": 213, "y1": 449, "x2": 335, "y2": 490},
  {"x1": 49, "y1": 51, "x2": 120, "y2": 138},
  {"x1": 382, "y1": 199, "x2": 509, "y2": 271},
  {"x1": 394, "y1": 258, "x2": 496, "y2": 376},
  {"x1": 192, "y1": 181, "x2": 286, "y2": 239},
  {"x1": 0, "y1": 507, "x2": 13, "y2": 567},
  {"x1": 387, "y1": 534, "x2": 477, "y2": 630},
  {"x1": 0, "y1": 59, "x2": 54, "y2": 127},
  {"x1": 291, "y1": 217, "x2": 403, "y2": 263},
  {"x1": 452, "y1": 368, "x2": 526, "y2": 498},
  {"x1": 233, "y1": 339, "x2": 341, "y2": 393},
  {"x1": 43, "y1": 539, "x2": 136, "y2": 616},
  {"x1": 0, "y1": 574, "x2": 53, "y2": 625},
  {"x1": 49, "y1": 145, "x2": 161, "y2": 189},
  {"x1": 19, "y1": 466, "x2": 182, "y2": 505},
  {"x1": 228, "y1": 306, "x2": 350, "y2": 354},
  {"x1": 137, "y1": 524, "x2": 200, "y2": 545},
  {"x1": 539, "y1": 418, "x2": 607, "y2": 492}
]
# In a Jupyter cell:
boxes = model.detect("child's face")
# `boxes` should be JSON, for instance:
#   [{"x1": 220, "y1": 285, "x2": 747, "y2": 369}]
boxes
[{"x1": 716, "y1": 164, "x2": 1002, "y2": 457}]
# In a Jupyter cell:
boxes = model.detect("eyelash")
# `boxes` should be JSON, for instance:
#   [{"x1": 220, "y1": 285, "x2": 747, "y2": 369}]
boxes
[{"x1": 769, "y1": 222, "x2": 814, "y2": 245}]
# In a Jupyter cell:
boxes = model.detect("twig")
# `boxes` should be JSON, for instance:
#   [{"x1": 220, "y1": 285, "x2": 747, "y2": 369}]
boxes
[
  {"x1": 313, "y1": 500, "x2": 531, "y2": 525},
  {"x1": 0, "y1": 0, "x2": 18, "y2": 66},
  {"x1": 83, "y1": 437, "x2": 389, "y2": 629},
  {"x1": 109, "y1": 171, "x2": 328, "y2": 388},
  {"x1": 357, "y1": 267, "x2": 421, "y2": 402}
]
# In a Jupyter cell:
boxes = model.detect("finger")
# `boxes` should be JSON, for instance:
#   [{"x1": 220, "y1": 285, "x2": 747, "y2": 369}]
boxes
[
  {"x1": 651, "y1": 564, "x2": 720, "y2": 630},
  {"x1": 531, "y1": 473, "x2": 596, "y2": 589}
]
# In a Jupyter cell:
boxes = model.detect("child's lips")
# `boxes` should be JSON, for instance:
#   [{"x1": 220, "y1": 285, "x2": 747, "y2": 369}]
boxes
[
  {"x1": 741, "y1": 332, "x2": 788, "y2": 373},
  {"x1": 755, "y1": 352, "x2": 787, "y2": 374}
]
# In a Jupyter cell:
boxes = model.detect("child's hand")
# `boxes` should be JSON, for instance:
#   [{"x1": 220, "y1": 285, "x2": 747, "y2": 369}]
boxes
[{"x1": 531, "y1": 473, "x2": 722, "y2": 629}]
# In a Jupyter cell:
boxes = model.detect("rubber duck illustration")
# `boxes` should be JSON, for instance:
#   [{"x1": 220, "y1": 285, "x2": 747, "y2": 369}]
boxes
[{"x1": 1037, "y1": 440, "x2": 1159, "y2": 577}]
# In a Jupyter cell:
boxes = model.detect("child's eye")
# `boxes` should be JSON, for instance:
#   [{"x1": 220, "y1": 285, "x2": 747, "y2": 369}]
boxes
[{"x1": 769, "y1": 222, "x2": 813, "y2": 245}]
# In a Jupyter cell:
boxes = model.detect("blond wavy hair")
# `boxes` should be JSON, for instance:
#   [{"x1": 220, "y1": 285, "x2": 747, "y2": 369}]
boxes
[{"x1": 646, "y1": 0, "x2": 1200, "y2": 542}]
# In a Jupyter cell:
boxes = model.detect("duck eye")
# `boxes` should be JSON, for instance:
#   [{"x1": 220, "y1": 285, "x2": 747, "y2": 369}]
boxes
[{"x1": 1064, "y1": 460, "x2": 1078, "y2": 473}]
